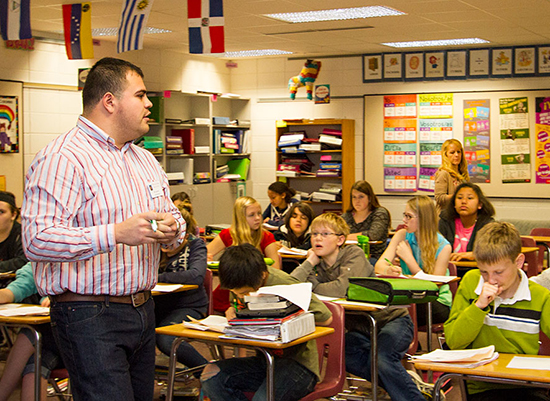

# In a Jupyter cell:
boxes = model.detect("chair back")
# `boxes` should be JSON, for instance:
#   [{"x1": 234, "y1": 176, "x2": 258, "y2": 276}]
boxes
[
  {"x1": 448, "y1": 262, "x2": 459, "y2": 296},
  {"x1": 204, "y1": 268, "x2": 214, "y2": 316},
  {"x1": 521, "y1": 236, "x2": 540, "y2": 277},
  {"x1": 531, "y1": 228, "x2": 550, "y2": 271},
  {"x1": 539, "y1": 331, "x2": 550, "y2": 356},
  {"x1": 299, "y1": 301, "x2": 346, "y2": 401}
]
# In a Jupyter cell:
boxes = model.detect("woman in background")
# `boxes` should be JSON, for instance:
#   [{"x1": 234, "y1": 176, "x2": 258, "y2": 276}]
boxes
[
  {"x1": 342, "y1": 181, "x2": 390, "y2": 264},
  {"x1": 0, "y1": 191, "x2": 27, "y2": 277},
  {"x1": 439, "y1": 182, "x2": 495, "y2": 262},
  {"x1": 262, "y1": 181, "x2": 297, "y2": 229},
  {"x1": 434, "y1": 139, "x2": 470, "y2": 210}
]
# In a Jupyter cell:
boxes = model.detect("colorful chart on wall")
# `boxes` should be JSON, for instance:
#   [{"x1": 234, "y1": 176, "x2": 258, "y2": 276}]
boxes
[
  {"x1": 535, "y1": 97, "x2": 550, "y2": 184},
  {"x1": 384, "y1": 167, "x2": 417, "y2": 192},
  {"x1": 464, "y1": 99, "x2": 491, "y2": 183},
  {"x1": 0, "y1": 96, "x2": 19, "y2": 153},
  {"x1": 499, "y1": 97, "x2": 531, "y2": 183}
]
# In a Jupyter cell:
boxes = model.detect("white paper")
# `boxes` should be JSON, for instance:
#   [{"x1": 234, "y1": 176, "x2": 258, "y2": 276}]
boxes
[
  {"x1": 278, "y1": 247, "x2": 308, "y2": 256},
  {"x1": 254, "y1": 282, "x2": 312, "y2": 312},
  {"x1": 332, "y1": 299, "x2": 386, "y2": 309},
  {"x1": 263, "y1": 223, "x2": 278, "y2": 231},
  {"x1": 314, "y1": 295, "x2": 343, "y2": 302},
  {"x1": 507, "y1": 356, "x2": 550, "y2": 370},
  {"x1": 413, "y1": 270, "x2": 458, "y2": 283},
  {"x1": 412, "y1": 345, "x2": 495, "y2": 363},
  {"x1": 185, "y1": 315, "x2": 229, "y2": 333},
  {"x1": 152, "y1": 284, "x2": 184, "y2": 293},
  {"x1": 0, "y1": 306, "x2": 50, "y2": 316}
]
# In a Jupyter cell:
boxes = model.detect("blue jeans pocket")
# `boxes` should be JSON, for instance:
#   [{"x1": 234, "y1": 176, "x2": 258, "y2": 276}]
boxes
[{"x1": 52, "y1": 303, "x2": 106, "y2": 327}]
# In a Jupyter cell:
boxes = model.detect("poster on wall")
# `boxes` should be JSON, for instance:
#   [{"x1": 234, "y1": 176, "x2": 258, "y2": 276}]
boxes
[
  {"x1": 499, "y1": 97, "x2": 531, "y2": 183},
  {"x1": 491, "y1": 48, "x2": 513, "y2": 76},
  {"x1": 418, "y1": 119, "x2": 453, "y2": 142},
  {"x1": 535, "y1": 97, "x2": 550, "y2": 183},
  {"x1": 405, "y1": 53, "x2": 424, "y2": 80},
  {"x1": 384, "y1": 143, "x2": 417, "y2": 166},
  {"x1": 425, "y1": 52, "x2": 445, "y2": 79},
  {"x1": 384, "y1": 119, "x2": 417, "y2": 143},
  {"x1": 0, "y1": 96, "x2": 19, "y2": 153},
  {"x1": 469, "y1": 49, "x2": 490, "y2": 78},
  {"x1": 383, "y1": 94, "x2": 417, "y2": 118},
  {"x1": 363, "y1": 54, "x2": 383, "y2": 82},
  {"x1": 514, "y1": 47, "x2": 536, "y2": 76},
  {"x1": 383, "y1": 53, "x2": 403, "y2": 80},
  {"x1": 384, "y1": 167, "x2": 417, "y2": 192},
  {"x1": 419, "y1": 143, "x2": 443, "y2": 166},
  {"x1": 418, "y1": 94, "x2": 453, "y2": 118},
  {"x1": 464, "y1": 99, "x2": 491, "y2": 183},
  {"x1": 418, "y1": 167, "x2": 438, "y2": 191},
  {"x1": 446, "y1": 50, "x2": 467, "y2": 78},
  {"x1": 538, "y1": 46, "x2": 550, "y2": 75}
]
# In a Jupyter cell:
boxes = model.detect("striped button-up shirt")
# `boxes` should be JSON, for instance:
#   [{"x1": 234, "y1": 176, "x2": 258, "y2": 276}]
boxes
[{"x1": 22, "y1": 116, "x2": 185, "y2": 296}]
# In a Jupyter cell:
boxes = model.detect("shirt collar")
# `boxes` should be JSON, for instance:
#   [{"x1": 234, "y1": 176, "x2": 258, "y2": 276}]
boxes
[
  {"x1": 77, "y1": 116, "x2": 133, "y2": 152},
  {"x1": 474, "y1": 269, "x2": 531, "y2": 308}
]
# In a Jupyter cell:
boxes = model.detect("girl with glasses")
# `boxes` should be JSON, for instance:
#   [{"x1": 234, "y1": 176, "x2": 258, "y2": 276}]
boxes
[{"x1": 375, "y1": 195, "x2": 452, "y2": 326}]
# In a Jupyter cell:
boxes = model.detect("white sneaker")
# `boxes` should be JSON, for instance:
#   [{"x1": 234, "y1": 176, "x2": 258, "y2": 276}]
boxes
[{"x1": 407, "y1": 370, "x2": 446, "y2": 401}]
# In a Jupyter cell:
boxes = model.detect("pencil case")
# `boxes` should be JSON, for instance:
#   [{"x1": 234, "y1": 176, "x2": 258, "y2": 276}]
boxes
[{"x1": 347, "y1": 277, "x2": 439, "y2": 305}]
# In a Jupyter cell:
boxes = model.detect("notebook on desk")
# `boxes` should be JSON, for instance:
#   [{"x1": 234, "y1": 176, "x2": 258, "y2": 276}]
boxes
[{"x1": 236, "y1": 303, "x2": 301, "y2": 319}]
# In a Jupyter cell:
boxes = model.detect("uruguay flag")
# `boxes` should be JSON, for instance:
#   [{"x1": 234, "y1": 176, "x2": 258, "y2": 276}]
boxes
[
  {"x1": 117, "y1": 0, "x2": 154, "y2": 53},
  {"x1": 188, "y1": 0, "x2": 224, "y2": 54},
  {"x1": 0, "y1": 0, "x2": 32, "y2": 41},
  {"x1": 62, "y1": 3, "x2": 94, "y2": 60}
]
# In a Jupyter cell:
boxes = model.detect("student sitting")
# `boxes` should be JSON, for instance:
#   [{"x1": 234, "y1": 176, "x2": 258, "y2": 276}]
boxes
[
  {"x1": 342, "y1": 180, "x2": 391, "y2": 264},
  {"x1": 0, "y1": 263, "x2": 62, "y2": 401},
  {"x1": 290, "y1": 213, "x2": 425, "y2": 401},
  {"x1": 200, "y1": 244, "x2": 332, "y2": 401},
  {"x1": 155, "y1": 207, "x2": 209, "y2": 371},
  {"x1": 444, "y1": 222, "x2": 550, "y2": 401},
  {"x1": 207, "y1": 196, "x2": 280, "y2": 312},
  {"x1": 262, "y1": 181, "x2": 298, "y2": 229},
  {"x1": 439, "y1": 182, "x2": 495, "y2": 263},
  {"x1": 0, "y1": 191, "x2": 28, "y2": 280},
  {"x1": 375, "y1": 195, "x2": 452, "y2": 326}
]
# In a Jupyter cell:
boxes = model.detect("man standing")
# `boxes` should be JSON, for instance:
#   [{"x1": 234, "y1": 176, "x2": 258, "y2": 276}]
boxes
[{"x1": 21, "y1": 57, "x2": 185, "y2": 401}]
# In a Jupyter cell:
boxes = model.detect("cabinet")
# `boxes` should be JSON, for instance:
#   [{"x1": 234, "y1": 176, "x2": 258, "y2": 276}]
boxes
[
  {"x1": 145, "y1": 91, "x2": 251, "y2": 225},
  {"x1": 276, "y1": 119, "x2": 355, "y2": 214}
]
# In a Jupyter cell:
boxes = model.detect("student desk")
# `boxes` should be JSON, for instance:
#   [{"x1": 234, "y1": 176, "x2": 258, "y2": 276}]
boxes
[
  {"x1": 527, "y1": 235, "x2": 550, "y2": 270},
  {"x1": 453, "y1": 247, "x2": 539, "y2": 271},
  {"x1": 0, "y1": 306, "x2": 50, "y2": 401},
  {"x1": 155, "y1": 324, "x2": 334, "y2": 401},
  {"x1": 0, "y1": 272, "x2": 16, "y2": 281},
  {"x1": 413, "y1": 353, "x2": 550, "y2": 401},
  {"x1": 151, "y1": 283, "x2": 198, "y2": 296}
]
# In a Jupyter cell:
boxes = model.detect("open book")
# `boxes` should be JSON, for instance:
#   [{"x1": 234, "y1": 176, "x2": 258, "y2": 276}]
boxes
[
  {"x1": 278, "y1": 247, "x2": 308, "y2": 256},
  {"x1": 412, "y1": 345, "x2": 499, "y2": 368}
]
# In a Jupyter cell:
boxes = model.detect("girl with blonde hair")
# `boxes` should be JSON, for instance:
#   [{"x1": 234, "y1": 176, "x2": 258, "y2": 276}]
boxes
[
  {"x1": 435, "y1": 139, "x2": 470, "y2": 210},
  {"x1": 375, "y1": 195, "x2": 452, "y2": 325}
]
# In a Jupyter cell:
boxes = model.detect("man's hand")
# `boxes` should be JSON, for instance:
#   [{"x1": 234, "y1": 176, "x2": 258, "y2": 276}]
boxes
[
  {"x1": 114, "y1": 211, "x2": 179, "y2": 246},
  {"x1": 475, "y1": 282, "x2": 501, "y2": 309}
]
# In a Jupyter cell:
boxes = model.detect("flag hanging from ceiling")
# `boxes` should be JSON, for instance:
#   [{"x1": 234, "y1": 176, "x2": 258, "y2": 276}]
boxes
[
  {"x1": 117, "y1": 0, "x2": 155, "y2": 53},
  {"x1": 0, "y1": 0, "x2": 32, "y2": 41},
  {"x1": 62, "y1": 3, "x2": 93, "y2": 60},
  {"x1": 188, "y1": 0, "x2": 224, "y2": 54}
]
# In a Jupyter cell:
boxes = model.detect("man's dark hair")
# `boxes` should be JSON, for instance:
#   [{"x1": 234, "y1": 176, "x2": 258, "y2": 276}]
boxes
[
  {"x1": 219, "y1": 244, "x2": 267, "y2": 290},
  {"x1": 82, "y1": 57, "x2": 144, "y2": 114}
]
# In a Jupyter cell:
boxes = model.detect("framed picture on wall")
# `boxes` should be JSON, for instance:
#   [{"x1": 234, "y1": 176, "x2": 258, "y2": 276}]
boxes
[
  {"x1": 446, "y1": 50, "x2": 468, "y2": 79},
  {"x1": 514, "y1": 46, "x2": 536, "y2": 76},
  {"x1": 363, "y1": 54, "x2": 382, "y2": 82},
  {"x1": 538, "y1": 45, "x2": 550, "y2": 75},
  {"x1": 491, "y1": 48, "x2": 513, "y2": 77},
  {"x1": 404, "y1": 52, "x2": 424, "y2": 80},
  {"x1": 383, "y1": 53, "x2": 403, "y2": 81},
  {"x1": 424, "y1": 51, "x2": 445, "y2": 80},
  {"x1": 469, "y1": 48, "x2": 490, "y2": 78}
]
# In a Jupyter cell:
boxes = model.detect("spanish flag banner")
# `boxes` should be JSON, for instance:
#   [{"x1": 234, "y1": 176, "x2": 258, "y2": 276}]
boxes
[{"x1": 62, "y1": 3, "x2": 93, "y2": 60}]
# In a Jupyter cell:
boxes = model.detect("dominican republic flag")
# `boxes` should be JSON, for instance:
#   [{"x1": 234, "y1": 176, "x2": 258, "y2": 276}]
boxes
[
  {"x1": 0, "y1": 0, "x2": 32, "y2": 41},
  {"x1": 188, "y1": 0, "x2": 224, "y2": 54},
  {"x1": 62, "y1": 3, "x2": 94, "y2": 60},
  {"x1": 117, "y1": 0, "x2": 154, "y2": 53}
]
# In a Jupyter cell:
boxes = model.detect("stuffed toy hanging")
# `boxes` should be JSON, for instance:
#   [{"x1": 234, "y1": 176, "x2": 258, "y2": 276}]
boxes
[{"x1": 288, "y1": 59, "x2": 322, "y2": 100}]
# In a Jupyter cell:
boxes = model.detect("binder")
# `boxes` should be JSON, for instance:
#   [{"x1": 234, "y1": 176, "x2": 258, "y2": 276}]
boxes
[
  {"x1": 227, "y1": 158, "x2": 251, "y2": 180},
  {"x1": 171, "y1": 128, "x2": 195, "y2": 154}
]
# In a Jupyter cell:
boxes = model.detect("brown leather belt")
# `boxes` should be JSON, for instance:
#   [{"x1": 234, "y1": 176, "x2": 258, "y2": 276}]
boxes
[{"x1": 50, "y1": 291, "x2": 151, "y2": 308}]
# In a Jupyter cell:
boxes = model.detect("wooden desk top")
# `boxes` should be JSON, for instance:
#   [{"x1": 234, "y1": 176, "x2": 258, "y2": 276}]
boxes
[
  {"x1": 331, "y1": 298, "x2": 387, "y2": 312},
  {"x1": 0, "y1": 304, "x2": 50, "y2": 325},
  {"x1": 155, "y1": 324, "x2": 334, "y2": 349},
  {"x1": 151, "y1": 283, "x2": 198, "y2": 296},
  {"x1": 453, "y1": 247, "x2": 539, "y2": 268},
  {"x1": 413, "y1": 353, "x2": 550, "y2": 384},
  {"x1": 527, "y1": 236, "x2": 550, "y2": 243},
  {"x1": 0, "y1": 272, "x2": 16, "y2": 280}
]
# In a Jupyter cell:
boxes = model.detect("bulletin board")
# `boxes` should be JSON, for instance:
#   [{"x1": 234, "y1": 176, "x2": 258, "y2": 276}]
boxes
[
  {"x1": 0, "y1": 80, "x2": 24, "y2": 200},
  {"x1": 364, "y1": 90, "x2": 550, "y2": 198}
]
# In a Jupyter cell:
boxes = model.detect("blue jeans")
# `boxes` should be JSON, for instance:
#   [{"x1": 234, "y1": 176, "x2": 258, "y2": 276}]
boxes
[
  {"x1": 200, "y1": 356, "x2": 317, "y2": 401},
  {"x1": 155, "y1": 306, "x2": 208, "y2": 368},
  {"x1": 345, "y1": 315, "x2": 425, "y2": 401},
  {"x1": 49, "y1": 297, "x2": 156, "y2": 401}
]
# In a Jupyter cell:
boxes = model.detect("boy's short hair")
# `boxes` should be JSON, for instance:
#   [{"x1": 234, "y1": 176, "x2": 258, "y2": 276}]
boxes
[
  {"x1": 473, "y1": 221, "x2": 521, "y2": 265},
  {"x1": 310, "y1": 213, "x2": 350, "y2": 238},
  {"x1": 219, "y1": 244, "x2": 267, "y2": 290}
]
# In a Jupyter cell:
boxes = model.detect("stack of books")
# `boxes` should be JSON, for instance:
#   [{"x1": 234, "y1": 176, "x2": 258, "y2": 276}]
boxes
[
  {"x1": 216, "y1": 164, "x2": 229, "y2": 179},
  {"x1": 318, "y1": 128, "x2": 343, "y2": 149},
  {"x1": 299, "y1": 138, "x2": 321, "y2": 151},
  {"x1": 213, "y1": 129, "x2": 247, "y2": 154},
  {"x1": 276, "y1": 154, "x2": 314, "y2": 177},
  {"x1": 316, "y1": 160, "x2": 342, "y2": 177},
  {"x1": 193, "y1": 172, "x2": 211, "y2": 184},
  {"x1": 278, "y1": 132, "x2": 306, "y2": 153},
  {"x1": 137, "y1": 136, "x2": 163, "y2": 155},
  {"x1": 171, "y1": 128, "x2": 195, "y2": 154},
  {"x1": 165, "y1": 136, "x2": 184, "y2": 155}
]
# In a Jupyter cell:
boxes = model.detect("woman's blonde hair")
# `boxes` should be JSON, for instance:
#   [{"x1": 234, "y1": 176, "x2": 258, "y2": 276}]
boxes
[
  {"x1": 407, "y1": 195, "x2": 439, "y2": 274},
  {"x1": 440, "y1": 139, "x2": 469, "y2": 182},
  {"x1": 229, "y1": 196, "x2": 263, "y2": 249}
]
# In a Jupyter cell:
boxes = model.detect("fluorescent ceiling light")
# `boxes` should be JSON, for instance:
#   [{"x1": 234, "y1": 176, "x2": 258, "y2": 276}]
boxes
[
  {"x1": 382, "y1": 38, "x2": 489, "y2": 48},
  {"x1": 86, "y1": 27, "x2": 172, "y2": 36},
  {"x1": 208, "y1": 49, "x2": 293, "y2": 58},
  {"x1": 264, "y1": 6, "x2": 405, "y2": 23}
]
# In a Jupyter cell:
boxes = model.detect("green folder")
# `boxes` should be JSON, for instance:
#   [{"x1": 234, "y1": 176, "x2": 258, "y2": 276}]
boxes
[{"x1": 227, "y1": 158, "x2": 251, "y2": 180}]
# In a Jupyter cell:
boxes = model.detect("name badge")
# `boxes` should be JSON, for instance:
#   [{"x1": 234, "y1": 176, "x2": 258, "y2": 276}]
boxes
[{"x1": 147, "y1": 181, "x2": 163, "y2": 199}]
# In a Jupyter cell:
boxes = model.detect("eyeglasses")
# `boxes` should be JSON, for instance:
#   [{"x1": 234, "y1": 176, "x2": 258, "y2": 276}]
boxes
[
  {"x1": 402, "y1": 212, "x2": 417, "y2": 221},
  {"x1": 311, "y1": 232, "x2": 342, "y2": 238}
]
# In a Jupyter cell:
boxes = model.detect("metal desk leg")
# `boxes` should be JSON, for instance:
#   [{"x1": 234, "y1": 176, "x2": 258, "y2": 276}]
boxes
[
  {"x1": 365, "y1": 313, "x2": 378, "y2": 401},
  {"x1": 256, "y1": 348, "x2": 275, "y2": 401},
  {"x1": 28, "y1": 326, "x2": 42, "y2": 401},
  {"x1": 166, "y1": 337, "x2": 186, "y2": 401},
  {"x1": 426, "y1": 302, "x2": 433, "y2": 383}
]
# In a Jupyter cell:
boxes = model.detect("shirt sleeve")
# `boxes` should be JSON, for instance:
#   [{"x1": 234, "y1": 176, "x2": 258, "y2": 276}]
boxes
[
  {"x1": 434, "y1": 169, "x2": 452, "y2": 209},
  {"x1": 308, "y1": 293, "x2": 332, "y2": 323},
  {"x1": 158, "y1": 238, "x2": 207, "y2": 286},
  {"x1": 6, "y1": 263, "x2": 38, "y2": 303},
  {"x1": 362, "y1": 208, "x2": 390, "y2": 241},
  {"x1": 22, "y1": 153, "x2": 115, "y2": 262},
  {"x1": 260, "y1": 231, "x2": 276, "y2": 252}
]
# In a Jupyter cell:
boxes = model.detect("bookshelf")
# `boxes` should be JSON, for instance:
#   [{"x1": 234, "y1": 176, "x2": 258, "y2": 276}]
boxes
[
  {"x1": 144, "y1": 91, "x2": 251, "y2": 225},
  {"x1": 275, "y1": 119, "x2": 355, "y2": 214}
]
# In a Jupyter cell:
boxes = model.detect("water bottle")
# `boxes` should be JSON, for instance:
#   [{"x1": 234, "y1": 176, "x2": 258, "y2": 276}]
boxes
[{"x1": 357, "y1": 235, "x2": 370, "y2": 259}]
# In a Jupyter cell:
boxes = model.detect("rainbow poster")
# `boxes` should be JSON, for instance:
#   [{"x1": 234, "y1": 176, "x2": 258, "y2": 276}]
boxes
[{"x1": 0, "y1": 96, "x2": 19, "y2": 153}]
